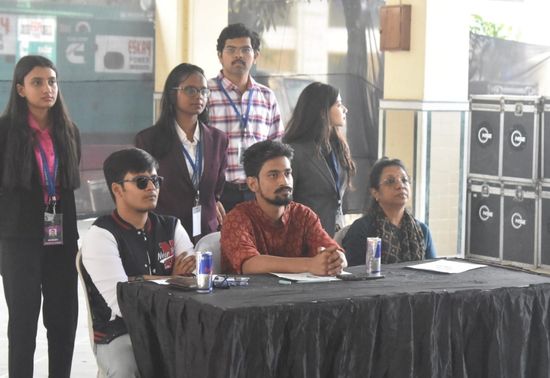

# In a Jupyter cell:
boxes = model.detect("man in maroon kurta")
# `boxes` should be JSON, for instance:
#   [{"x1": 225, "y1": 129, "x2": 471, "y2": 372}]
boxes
[{"x1": 221, "y1": 140, "x2": 346, "y2": 275}]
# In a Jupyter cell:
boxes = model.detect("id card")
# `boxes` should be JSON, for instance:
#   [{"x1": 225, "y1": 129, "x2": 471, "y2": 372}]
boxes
[
  {"x1": 192, "y1": 205, "x2": 202, "y2": 237},
  {"x1": 335, "y1": 206, "x2": 345, "y2": 232},
  {"x1": 44, "y1": 212, "x2": 63, "y2": 245},
  {"x1": 237, "y1": 140, "x2": 246, "y2": 164}
]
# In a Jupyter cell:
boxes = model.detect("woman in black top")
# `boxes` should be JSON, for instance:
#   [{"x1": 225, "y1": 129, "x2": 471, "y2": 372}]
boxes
[
  {"x1": 0, "y1": 55, "x2": 81, "y2": 378},
  {"x1": 343, "y1": 157, "x2": 436, "y2": 266},
  {"x1": 283, "y1": 82, "x2": 355, "y2": 236}
]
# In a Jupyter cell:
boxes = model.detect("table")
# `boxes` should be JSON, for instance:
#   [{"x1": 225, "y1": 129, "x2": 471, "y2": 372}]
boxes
[{"x1": 117, "y1": 261, "x2": 550, "y2": 378}]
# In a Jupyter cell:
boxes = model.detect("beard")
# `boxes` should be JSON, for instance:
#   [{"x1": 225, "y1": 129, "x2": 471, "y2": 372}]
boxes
[
  {"x1": 260, "y1": 186, "x2": 293, "y2": 206},
  {"x1": 264, "y1": 194, "x2": 293, "y2": 206}
]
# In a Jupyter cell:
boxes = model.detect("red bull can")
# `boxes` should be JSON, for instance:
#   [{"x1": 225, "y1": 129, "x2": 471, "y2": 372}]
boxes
[
  {"x1": 372, "y1": 238, "x2": 382, "y2": 275},
  {"x1": 196, "y1": 251, "x2": 213, "y2": 293},
  {"x1": 366, "y1": 237, "x2": 381, "y2": 275}
]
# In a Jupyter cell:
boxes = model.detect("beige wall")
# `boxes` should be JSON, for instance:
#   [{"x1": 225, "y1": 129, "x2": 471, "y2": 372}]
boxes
[
  {"x1": 383, "y1": 0, "x2": 469, "y2": 101},
  {"x1": 155, "y1": 0, "x2": 185, "y2": 93},
  {"x1": 384, "y1": 110, "x2": 416, "y2": 208},
  {"x1": 383, "y1": 0, "x2": 427, "y2": 100},
  {"x1": 155, "y1": 0, "x2": 228, "y2": 93},
  {"x1": 381, "y1": 0, "x2": 470, "y2": 256}
]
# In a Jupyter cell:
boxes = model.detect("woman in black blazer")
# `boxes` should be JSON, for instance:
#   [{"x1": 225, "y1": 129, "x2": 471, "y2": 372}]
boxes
[
  {"x1": 0, "y1": 55, "x2": 81, "y2": 378},
  {"x1": 136, "y1": 63, "x2": 228, "y2": 241},
  {"x1": 283, "y1": 82, "x2": 356, "y2": 236}
]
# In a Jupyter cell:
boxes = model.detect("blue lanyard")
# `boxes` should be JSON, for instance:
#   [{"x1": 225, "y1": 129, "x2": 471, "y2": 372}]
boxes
[
  {"x1": 216, "y1": 77, "x2": 254, "y2": 136},
  {"x1": 181, "y1": 136, "x2": 202, "y2": 190},
  {"x1": 329, "y1": 151, "x2": 342, "y2": 198},
  {"x1": 37, "y1": 143, "x2": 58, "y2": 202}
]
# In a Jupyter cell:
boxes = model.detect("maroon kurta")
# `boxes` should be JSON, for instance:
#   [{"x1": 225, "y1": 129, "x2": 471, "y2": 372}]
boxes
[{"x1": 221, "y1": 200, "x2": 339, "y2": 274}]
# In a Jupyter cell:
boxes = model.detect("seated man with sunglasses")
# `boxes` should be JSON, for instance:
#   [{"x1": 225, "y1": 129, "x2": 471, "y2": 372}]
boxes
[{"x1": 80, "y1": 148, "x2": 195, "y2": 377}]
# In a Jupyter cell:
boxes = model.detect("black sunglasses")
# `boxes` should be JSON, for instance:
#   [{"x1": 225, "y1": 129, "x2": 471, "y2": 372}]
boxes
[{"x1": 118, "y1": 175, "x2": 164, "y2": 190}]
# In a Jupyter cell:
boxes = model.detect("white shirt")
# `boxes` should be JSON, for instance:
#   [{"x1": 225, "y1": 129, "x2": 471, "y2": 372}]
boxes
[
  {"x1": 175, "y1": 121, "x2": 204, "y2": 181},
  {"x1": 81, "y1": 218, "x2": 193, "y2": 319}
]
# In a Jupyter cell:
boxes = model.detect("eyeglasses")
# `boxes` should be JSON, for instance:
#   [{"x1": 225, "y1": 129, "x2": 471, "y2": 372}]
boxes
[
  {"x1": 381, "y1": 176, "x2": 411, "y2": 187},
  {"x1": 173, "y1": 86, "x2": 211, "y2": 98},
  {"x1": 223, "y1": 46, "x2": 254, "y2": 55},
  {"x1": 212, "y1": 275, "x2": 250, "y2": 289},
  {"x1": 118, "y1": 175, "x2": 164, "y2": 190},
  {"x1": 213, "y1": 275, "x2": 230, "y2": 289}
]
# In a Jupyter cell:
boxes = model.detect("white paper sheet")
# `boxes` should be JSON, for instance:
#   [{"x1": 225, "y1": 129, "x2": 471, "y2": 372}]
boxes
[
  {"x1": 271, "y1": 272, "x2": 342, "y2": 283},
  {"x1": 151, "y1": 278, "x2": 170, "y2": 285},
  {"x1": 406, "y1": 259, "x2": 487, "y2": 274}
]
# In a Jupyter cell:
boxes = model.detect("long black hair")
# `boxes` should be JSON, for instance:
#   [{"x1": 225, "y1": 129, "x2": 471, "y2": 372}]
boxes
[
  {"x1": 145, "y1": 63, "x2": 208, "y2": 160},
  {"x1": 1, "y1": 55, "x2": 80, "y2": 190},
  {"x1": 283, "y1": 82, "x2": 355, "y2": 185}
]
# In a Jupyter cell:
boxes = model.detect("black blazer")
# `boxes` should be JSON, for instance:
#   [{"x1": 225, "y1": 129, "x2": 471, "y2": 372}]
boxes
[
  {"x1": 0, "y1": 117, "x2": 80, "y2": 250},
  {"x1": 289, "y1": 141, "x2": 348, "y2": 236},
  {"x1": 135, "y1": 122, "x2": 228, "y2": 237}
]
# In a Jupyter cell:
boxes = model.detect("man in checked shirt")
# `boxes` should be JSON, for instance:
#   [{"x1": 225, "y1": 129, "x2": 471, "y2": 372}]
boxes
[{"x1": 208, "y1": 23, "x2": 283, "y2": 213}]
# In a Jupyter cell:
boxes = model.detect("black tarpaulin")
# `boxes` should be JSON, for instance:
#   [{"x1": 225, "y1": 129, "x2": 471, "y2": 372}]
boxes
[{"x1": 118, "y1": 262, "x2": 550, "y2": 378}]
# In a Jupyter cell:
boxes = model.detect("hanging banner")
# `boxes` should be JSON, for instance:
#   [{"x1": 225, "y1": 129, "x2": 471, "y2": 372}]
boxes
[
  {"x1": 469, "y1": 33, "x2": 550, "y2": 96},
  {"x1": 0, "y1": 14, "x2": 16, "y2": 56},
  {"x1": 94, "y1": 35, "x2": 153, "y2": 74},
  {"x1": 17, "y1": 16, "x2": 56, "y2": 61}
]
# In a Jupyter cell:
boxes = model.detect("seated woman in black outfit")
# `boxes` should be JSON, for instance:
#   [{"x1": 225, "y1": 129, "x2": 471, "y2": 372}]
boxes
[{"x1": 343, "y1": 157, "x2": 436, "y2": 266}]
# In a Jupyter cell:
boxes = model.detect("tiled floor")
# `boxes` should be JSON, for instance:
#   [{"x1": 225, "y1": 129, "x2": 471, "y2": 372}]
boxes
[{"x1": 0, "y1": 219, "x2": 98, "y2": 378}]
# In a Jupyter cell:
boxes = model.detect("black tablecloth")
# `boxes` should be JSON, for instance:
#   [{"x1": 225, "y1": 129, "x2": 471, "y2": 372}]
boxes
[{"x1": 117, "y1": 261, "x2": 550, "y2": 378}]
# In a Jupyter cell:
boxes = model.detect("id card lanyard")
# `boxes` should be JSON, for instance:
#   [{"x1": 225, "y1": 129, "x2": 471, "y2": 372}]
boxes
[
  {"x1": 329, "y1": 151, "x2": 342, "y2": 195},
  {"x1": 217, "y1": 77, "x2": 253, "y2": 162},
  {"x1": 181, "y1": 132, "x2": 203, "y2": 237},
  {"x1": 38, "y1": 144, "x2": 63, "y2": 245},
  {"x1": 329, "y1": 151, "x2": 345, "y2": 230}
]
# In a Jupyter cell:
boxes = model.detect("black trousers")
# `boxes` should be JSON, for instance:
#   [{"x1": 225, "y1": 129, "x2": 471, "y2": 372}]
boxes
[
  {"x1": 220, "y1": 183, "x2": 255, "y2": 213},
  {"x1": 0, "y1": 238, "x2": 78, "y2": 378}
]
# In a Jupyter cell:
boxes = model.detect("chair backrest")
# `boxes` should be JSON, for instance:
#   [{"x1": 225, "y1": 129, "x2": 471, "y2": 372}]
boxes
[
  {"x1": 75, "y1": 250, "x2": 95, "y2": 350},
  {"x1": 334, "y1": 224, "x2": 351, "y2": 246},
  {"x1": 194, "y1": 231, "x2": 221, "y2": 273},
  {"x1": 76, "y1": 250, "x2": 107, "y2": 377}
]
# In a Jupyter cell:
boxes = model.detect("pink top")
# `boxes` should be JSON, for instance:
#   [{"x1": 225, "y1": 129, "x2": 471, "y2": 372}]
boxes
[{"x1": 29, "y1": 114, "x2": 57, "y2": 204}]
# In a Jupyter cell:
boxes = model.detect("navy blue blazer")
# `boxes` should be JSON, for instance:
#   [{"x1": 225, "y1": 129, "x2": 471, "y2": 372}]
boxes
[{"x1": 135, "y1": 122, "x2": 228, "y2": 238}]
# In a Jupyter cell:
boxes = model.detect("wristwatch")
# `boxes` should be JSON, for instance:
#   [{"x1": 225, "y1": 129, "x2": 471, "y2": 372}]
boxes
[{"x1": 128, "y1": 275, "x2": 145, "y2": 282}]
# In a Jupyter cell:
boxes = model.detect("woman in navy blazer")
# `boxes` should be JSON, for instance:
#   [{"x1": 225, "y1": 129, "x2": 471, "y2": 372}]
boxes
[
  {"x1": 136, "y1": 63, "x2": 228, "y2": 240},
  {"x1": 283, "y1": 82, "x2": 356, "y2": 236},
  {"x1": 0, "y1": 55, "x2": 81, "y2": 378}
]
